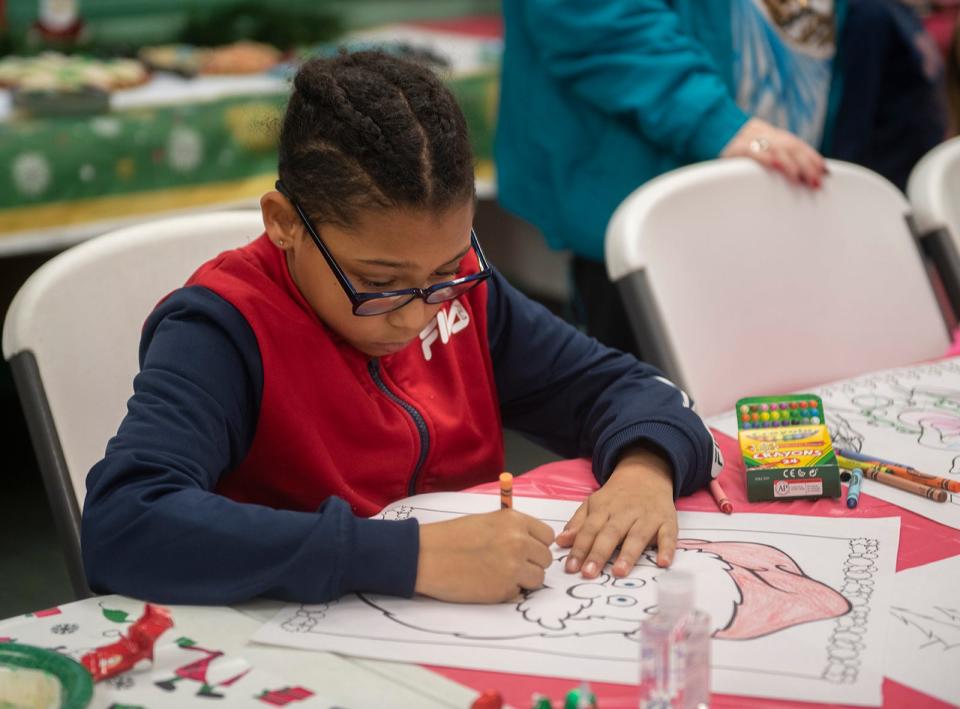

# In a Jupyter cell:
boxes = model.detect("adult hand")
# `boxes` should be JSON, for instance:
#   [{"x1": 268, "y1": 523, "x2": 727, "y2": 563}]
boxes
[
  {"x1": 721, "y1": 117, "x2": 827, "y2": 188},
  {"x1": 415, "y1": 509, "x2": 555, "y2": 603},
  {"x1": 557, "y1": 446, "x2": 677, "y2": 579}
]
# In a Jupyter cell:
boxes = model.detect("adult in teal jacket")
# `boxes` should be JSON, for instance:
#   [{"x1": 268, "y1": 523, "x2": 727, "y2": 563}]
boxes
[{"x1": 496, "y1": 0, "x2": 840, "y2": 354}]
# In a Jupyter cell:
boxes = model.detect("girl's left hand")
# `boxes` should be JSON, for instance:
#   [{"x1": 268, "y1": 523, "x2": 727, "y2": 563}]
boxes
[{"x1": 557, "y1": 446, "x2": 677, "y2": 579}]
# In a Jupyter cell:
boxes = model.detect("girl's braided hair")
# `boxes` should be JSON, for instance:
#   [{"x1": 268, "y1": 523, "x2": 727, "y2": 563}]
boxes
[{"x1": 278, "y1": 50, "x2": 475, "y2": 225}]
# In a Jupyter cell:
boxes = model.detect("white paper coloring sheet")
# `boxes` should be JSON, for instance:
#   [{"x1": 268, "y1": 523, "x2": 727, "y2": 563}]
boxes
[
  {"x1": 708, "y1": 357, "x2": 960, "y2": 529},
  {"x1": 884, "y1": 554, "x2": 960, "y2": 707},
  {"x1": 253, "y1": 493, "x2": 900, "y2": 707}
]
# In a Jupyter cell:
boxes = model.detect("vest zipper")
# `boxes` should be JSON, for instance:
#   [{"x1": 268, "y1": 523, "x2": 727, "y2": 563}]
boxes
[{"x1": 368, "y1": 358, "x2": 430, "y2": 496}]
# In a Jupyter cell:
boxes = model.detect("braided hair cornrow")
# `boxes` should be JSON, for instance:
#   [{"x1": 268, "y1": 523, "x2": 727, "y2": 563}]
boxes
[
  {"x1": 371, "y1": 58, "x2": 472, "y2": 207},
  {"x1": 278, "y1": 51, "x2": 475, "y2": 227}
]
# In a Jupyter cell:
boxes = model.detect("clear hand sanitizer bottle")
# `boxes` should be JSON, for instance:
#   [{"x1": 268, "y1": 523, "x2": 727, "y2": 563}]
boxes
[{"x1": 637, "y1": 570, "x2": 711, "y2": 709}]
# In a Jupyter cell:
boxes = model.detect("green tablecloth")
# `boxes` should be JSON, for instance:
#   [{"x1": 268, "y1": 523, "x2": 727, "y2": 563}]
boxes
[{"x1": 0, "y1": 70, "x2": 497, "y2": 242}]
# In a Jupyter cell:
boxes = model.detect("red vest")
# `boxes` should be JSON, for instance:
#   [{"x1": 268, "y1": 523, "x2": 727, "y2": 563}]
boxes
[{"x1": 187, "y1": 234, "x2": 504, "y2": 516}]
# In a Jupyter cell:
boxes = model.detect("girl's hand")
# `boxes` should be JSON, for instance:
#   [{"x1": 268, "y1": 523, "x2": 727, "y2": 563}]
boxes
[
  {"x1": 721, "y1": 117, "x2": 827, "y2": 189},
  {"x1": 557, "y1": 447, "x2": 677, "y2": 579},
  {"x1": 415, "y1": 509, "x2": 555, "y2": 603}
]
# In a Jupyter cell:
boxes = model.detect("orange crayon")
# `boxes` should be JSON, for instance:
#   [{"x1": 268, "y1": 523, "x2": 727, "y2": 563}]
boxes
[
  {"x1": 869, "y1": 462, "x2": 960, "y2": 494},
  {"x1": 499, "y1": 472, "x2": 513, "y2": 509},
  {"x1": 862, "y1": 465, "x2": 948, "y2": 502},
  {"x1": 836, "y1": 450, "x2": 960, "y2": 494},
  {"x1": 709, "y1": 478, "x2": 733, "y2": 514}
]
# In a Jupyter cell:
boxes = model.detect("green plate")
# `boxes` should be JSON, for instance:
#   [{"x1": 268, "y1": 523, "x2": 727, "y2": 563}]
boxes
[{"x1": 0, "y1": 643, "x2": 93, "y2": 709}]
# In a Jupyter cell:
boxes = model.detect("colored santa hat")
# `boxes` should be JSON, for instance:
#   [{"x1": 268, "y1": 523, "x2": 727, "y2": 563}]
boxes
[{"x1": 678, "y1": 540, "x2": 852, "y2": 641}]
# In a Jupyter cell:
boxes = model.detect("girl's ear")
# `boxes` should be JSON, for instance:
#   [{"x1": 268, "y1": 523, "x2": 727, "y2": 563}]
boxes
[{"x1": 260, "y1": 191, "x2": 304, "y2": 250}]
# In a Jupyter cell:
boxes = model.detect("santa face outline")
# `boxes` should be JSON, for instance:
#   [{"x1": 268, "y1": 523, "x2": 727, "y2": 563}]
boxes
[
  {"x1": 605, "y1": 577, "x2": 645, "y2": 608},
  {"x1": 519, "y1": 546, "x2": 741, "y2": 636},
  {"x1": 341, "y1": 540, "x2": 851, "y2": 643}
]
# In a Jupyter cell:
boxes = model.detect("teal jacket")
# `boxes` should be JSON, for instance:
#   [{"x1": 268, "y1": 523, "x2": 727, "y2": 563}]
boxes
[{"x1": 495, "y1": 0, "x2": 845, "y2": 262}]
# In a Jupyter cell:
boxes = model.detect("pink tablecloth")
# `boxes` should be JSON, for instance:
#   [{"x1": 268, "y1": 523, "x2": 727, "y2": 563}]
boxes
[{"x1": 432, "y1": 431, "x2": 960, "y2": 709}]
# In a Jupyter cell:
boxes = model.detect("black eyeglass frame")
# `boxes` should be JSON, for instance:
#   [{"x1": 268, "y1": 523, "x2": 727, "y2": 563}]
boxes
[{"x1": 276, "y1": 180, "x2": 492, "y2": 316}]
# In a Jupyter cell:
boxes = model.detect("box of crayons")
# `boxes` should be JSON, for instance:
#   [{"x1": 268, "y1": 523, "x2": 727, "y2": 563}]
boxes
[{"x1": 736, "y1": 394, "x2": 842, "y2": 502}]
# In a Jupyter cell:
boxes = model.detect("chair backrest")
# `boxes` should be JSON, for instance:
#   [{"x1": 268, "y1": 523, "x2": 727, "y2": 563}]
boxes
[
  {"x1": 2, "y1": 211, "x2": 263, "y2": 595},
  {"x1": 908, "y1": 136, "x2": 960, "y2": 238},
  {"x1": 907, "y1": 137, "x2": 960, "y2": 320},
  {"x1": 606, "y1": 159, "x2": 949, "y2": 418}
]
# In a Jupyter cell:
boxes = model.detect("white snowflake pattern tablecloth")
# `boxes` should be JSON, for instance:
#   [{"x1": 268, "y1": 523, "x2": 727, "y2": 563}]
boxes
[{"x1": 0, "y1": 595, "x2": 478, "y2": 708}]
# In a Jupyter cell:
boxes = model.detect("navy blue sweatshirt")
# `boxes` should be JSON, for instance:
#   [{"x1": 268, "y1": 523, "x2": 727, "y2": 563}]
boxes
[{"x1": 82, "y1": 270, "x2": 716, "y2": 604}]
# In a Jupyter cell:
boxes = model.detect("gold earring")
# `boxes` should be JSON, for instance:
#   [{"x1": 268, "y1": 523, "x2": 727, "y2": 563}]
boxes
[{"x1": 277, "y1": 239, "x2": 285, "y2": 247}]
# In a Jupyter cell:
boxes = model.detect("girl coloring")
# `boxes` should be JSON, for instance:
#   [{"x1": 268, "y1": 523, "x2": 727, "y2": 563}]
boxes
[{"x1": 82, "y1": 51, "x2": 719, "y2": 605}]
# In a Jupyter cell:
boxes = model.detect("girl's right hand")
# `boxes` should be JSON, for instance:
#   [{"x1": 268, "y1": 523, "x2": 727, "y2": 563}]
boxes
[{"x1": 414, "y1": 510, "x2": 556, "y2": 603}]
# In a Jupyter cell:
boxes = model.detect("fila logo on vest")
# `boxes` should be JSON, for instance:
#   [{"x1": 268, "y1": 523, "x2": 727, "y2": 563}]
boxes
[{"x1": 419, "y1": 299, "x2": 470, "y2": 361}]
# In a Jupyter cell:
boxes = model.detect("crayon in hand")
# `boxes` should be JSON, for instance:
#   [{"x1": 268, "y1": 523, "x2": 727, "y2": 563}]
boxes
[{"x1": 499, "y1": 472, "x2": 513, "y2": 509}]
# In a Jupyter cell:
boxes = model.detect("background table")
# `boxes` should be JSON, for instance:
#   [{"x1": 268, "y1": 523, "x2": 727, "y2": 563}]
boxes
[{"x1": 0, "y1": 19, "x2": 501, "y2": 257}]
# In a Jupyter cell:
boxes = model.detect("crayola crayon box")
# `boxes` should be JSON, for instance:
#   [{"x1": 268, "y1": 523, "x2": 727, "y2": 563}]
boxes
[{"x1": 736, "y1": 394, "x2": 841, "y2": 502}]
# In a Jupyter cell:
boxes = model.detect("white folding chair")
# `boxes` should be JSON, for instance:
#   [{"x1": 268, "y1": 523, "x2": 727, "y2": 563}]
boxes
[
  {"x1": 907, "y1": 136, "x2": 960, "y2": 318},
  {"x1": 908, "y1": 136, "x2": 960, "y2": 238},
  {"x1": 606, "y1": 159, "x2": 949, "y2": 418},
  {"x1": 2, "y1": 211, "x2": 263, "y2": 596}
]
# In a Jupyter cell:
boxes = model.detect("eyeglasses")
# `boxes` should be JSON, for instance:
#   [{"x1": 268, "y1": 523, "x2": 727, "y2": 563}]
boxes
[{"x1": 276, "y1": 180, "x2": 492, "y2": 316}]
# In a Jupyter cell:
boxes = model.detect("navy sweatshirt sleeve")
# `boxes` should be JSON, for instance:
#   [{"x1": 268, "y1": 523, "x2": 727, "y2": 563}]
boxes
[
  {"x1": 81, "y1": 286, "x2": 419, "y2": 605},
  {"x1": 486, "y1": 270, "x2": 718, "y2": 496}
]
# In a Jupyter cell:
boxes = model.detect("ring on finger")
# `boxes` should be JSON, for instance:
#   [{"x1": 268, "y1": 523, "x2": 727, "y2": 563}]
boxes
[{"x1": 749, "y1": 137, "x2": 770, "y2": 153}]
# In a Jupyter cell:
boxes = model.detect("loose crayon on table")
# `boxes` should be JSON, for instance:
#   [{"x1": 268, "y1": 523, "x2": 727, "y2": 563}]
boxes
[
  {"x1": 499, "y1": 472, "x2": 513, "y2": 509},
  {"x1": 845, "y1": 468, "x2": 863, "y2": 509},
  {"x1": 861, "y1": 465, "x2": 949, "y2": 502},
  {"x1": 837, "y1": 454, "x2": 952, "y2": 493},
  {"x1": 709, "y1": 478, "x2": 733, "y2": 514},
  {"x1": 835, "y1": 448, "x2": 888, "y2": 466},
  {"x1": 836, "y1": 449, "x2": 960, "y2": 493},
  {"x1": 837, "y1": 456, "x2": 870, "y2": 474}
]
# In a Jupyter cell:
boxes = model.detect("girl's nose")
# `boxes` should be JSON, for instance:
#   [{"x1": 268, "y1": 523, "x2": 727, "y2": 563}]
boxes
[{"x1": 386, "y1": 297, "x2": 437, "y2": 337}]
